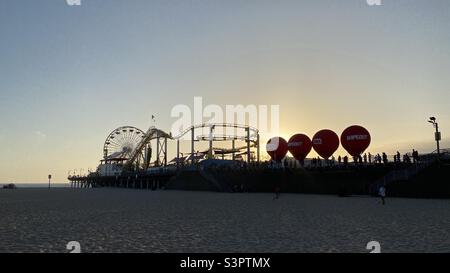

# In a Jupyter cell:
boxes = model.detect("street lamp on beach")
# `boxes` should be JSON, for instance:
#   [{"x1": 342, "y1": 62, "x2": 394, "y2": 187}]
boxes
[{"x1": 428, "y1": 117, "x2": 441, "y2": 162}]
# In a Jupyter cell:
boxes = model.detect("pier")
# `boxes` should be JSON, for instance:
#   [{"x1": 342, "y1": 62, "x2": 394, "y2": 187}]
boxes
[
  {"x1": 68, "y1": 122, "x2": 450, "y2": 199},
  {"x1": 69, "y1": 169, "x2": 175, "y2": 190}
]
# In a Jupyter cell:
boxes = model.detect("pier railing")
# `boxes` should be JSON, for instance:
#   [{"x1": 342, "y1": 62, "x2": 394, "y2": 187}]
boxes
[{"x1": 369, "y1": 158, "x2": 438, "y2": 195}]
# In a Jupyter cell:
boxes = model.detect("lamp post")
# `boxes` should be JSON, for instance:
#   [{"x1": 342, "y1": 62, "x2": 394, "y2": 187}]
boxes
[
  {"x1": 48, "y1": 174, "x2": 52, "y2": 189},
  {"x1": 428, "y1": 117, "x2": 441, "y2": 162}
]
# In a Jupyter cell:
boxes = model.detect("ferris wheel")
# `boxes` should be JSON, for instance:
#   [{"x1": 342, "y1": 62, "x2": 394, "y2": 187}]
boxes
[{"x1": 103, "y1": 126, "x2": 146, "y2": 161}]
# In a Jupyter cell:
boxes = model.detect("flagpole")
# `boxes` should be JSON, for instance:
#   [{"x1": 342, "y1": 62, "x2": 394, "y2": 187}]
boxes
[{"x1": 151, "y1": 115, "x2": 156, "y2": 127}]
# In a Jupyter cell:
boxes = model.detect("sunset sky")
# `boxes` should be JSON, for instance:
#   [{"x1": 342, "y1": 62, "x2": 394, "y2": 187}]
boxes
[{"x1": 1, "y1": 0, "x2": 449, "y2": 182}]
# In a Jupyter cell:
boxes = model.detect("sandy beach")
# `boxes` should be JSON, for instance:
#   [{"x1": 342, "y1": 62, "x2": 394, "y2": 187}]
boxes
[{"x1": 0, "y1": 188, "x2": 449, "y2": 253}]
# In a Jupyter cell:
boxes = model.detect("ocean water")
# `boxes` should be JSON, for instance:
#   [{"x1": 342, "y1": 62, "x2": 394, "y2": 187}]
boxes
[{"x1": 0, "y1": 183, "x2": 70, "y2": 188}]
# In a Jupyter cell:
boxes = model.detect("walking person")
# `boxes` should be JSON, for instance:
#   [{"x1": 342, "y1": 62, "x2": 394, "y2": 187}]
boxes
[
  {"x1": 378, "y1": 184, "x2": 386, "y2": 205},
  {"x1": 273, "y1": 185, "x2": 281, "y2": 200}
]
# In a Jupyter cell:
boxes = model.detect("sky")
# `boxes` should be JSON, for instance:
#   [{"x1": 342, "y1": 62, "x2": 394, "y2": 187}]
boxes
[{"x1": 1, "y1": 0, "x2": 449, "y2": 182}]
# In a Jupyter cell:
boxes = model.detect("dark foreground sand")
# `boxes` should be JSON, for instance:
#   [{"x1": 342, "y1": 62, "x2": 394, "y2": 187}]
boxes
[{"x1": 0, "y1": 188, "x2": 449, "y2": 253}]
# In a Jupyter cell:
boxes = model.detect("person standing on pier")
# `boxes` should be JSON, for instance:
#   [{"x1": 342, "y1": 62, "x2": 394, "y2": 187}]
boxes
[
  {"x1": 382, "y1": 153, "x2": 388, "y2": 165},
  {"x1": 412, "y1": 149, "x2": 419, "y2": 163}
]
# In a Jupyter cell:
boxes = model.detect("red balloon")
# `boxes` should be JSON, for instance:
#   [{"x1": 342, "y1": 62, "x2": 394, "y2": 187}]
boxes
[
  {"x1": 312, "y1": 130, "x2": 339, "y2": 159},
  {"x1": 266, "y1": 137, "x2": 288, "y2": 162},
  {"x1": 288, "y1": 134, "x2": 312, "y2": 161},
  {"x1": 341, "y1": 125, "x2": 371, "y2": 157}
]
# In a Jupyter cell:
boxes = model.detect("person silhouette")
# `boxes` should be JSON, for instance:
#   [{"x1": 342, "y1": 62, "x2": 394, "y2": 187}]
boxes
[
  {"x1": 377, "y1": 153, "x2": 382, "y2": 164},
  {"x1": 382, "y1": 153, "x2": 388, "y2": 165},
  {"x1": 273, "y1": 185, "x2": 281, "y2": 200},
  {"x1": 378, "y1": 184, "x2": 386, "y2": 205}
]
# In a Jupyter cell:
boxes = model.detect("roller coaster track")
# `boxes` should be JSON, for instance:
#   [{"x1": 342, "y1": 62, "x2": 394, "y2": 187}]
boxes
[
  {"x1": 125, "y1": 123, "x2": 259, "y2": 169},
  {"x1": 171, "y1": 123, "x2": 259, "y2": 141},
  {"x1": 125, "y1": 126, "x2": 172, "y2": 169}
]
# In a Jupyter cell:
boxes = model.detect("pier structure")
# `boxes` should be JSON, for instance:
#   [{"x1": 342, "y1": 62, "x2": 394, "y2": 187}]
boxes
[
  {"x1": 67, "y1": 121, "x2": 450, "y2": 198},
  {"x1": 172, "y1": 123, "x2": 260, "y2": 165},
  {"x1": 69, "y1": 170, "x2": 174, "y2": 190},
  {"x1": 68, "y1": 123, "x2": 260, "y2": 189}
]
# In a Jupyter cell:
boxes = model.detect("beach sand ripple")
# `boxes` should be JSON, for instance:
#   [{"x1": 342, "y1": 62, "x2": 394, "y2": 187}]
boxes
[{"x1": 0, "y1": 189, "x2": 449, "y2": 253}]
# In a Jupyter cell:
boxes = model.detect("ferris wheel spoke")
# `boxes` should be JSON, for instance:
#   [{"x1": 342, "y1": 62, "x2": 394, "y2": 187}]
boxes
[
  {"x1": 124, "y1": 130, "x2": 132, "y2": 143},
  {"x1": 130, "y1": 132, "x2": 141, "y2": 146},
  {"x1": 107, "y1": 138, "x2": 122, "y2": 153},
  {"x1": 131, "y1": 132, "x2": 139, "y2": 144},
  {"x1": 126, "y1": 131, "x2": 134, "y2": 144},
  {"x1": 130, "y1": 133, "x2": 139, "y2": 146},
  {"x1": 108, "y1": 143, "x2": 121, "y2": 152},
  {"x1": 108, "y1": 137, "x2": 122, "y2": 148},
  {"x1": 118, "y1": 132, "x2": 128, "y2": 147}
]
